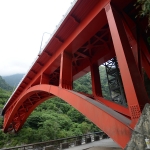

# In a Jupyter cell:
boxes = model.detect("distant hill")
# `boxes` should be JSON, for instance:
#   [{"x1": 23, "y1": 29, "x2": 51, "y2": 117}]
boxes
[
  {"x1": 2, "y1": 74, "x2": 24, "y2": 87},
  {"x1": 0, "y1": 76, "x2": 12, "y2": 91}
]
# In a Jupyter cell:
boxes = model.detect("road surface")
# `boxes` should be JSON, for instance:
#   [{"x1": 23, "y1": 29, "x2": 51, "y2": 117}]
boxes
[{"x1": 65, "y1": 139, "x2": 122, "y2": 150}]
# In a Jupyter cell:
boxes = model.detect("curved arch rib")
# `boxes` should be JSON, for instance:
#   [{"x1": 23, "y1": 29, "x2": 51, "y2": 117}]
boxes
[{"x1": 3, "y1": 84, "x2": 132, "y2": 148}]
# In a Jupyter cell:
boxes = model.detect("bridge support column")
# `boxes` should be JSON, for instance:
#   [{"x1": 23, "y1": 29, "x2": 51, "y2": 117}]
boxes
[
  {"x1": 90, "y1": 62, "x2": 102, "y2": 97},
  {"x1": 105, "y1": 3, "x2": 150, "y2": 127},
  {"x1": 59, "y1": 51, "x2": 73, "y2": 89},
  {"x1": 90, "y1": 62, "x2": 130, "y2": 116},
  {"x1": 40, "y1": 73, "x2": 50, "y2": 84}
]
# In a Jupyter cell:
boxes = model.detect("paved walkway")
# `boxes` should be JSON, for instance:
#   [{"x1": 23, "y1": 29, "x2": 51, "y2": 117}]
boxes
[
  {"x1": 88, "y1": 147, "x2": 122, "y2": 150},
  {"x1": 65, "y1": 139, "x2": 122, "y2": 150}
]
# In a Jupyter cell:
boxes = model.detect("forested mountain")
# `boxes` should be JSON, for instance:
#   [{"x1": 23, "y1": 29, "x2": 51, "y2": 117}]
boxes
[
  {"x1": 0, "y1": 76, "x2": 13, "y2": 91},
  {"x1": 0, "y1": 80, "x2": 12, "y2": 147},
  {"x1": 0, "y1": 88, "x2": 11, "y2": 109},
  {"x1": 2, "y1": 74, "x2": 24, "y2": 87}
]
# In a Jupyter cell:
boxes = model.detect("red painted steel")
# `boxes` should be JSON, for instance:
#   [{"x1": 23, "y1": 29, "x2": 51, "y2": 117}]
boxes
[
  {"x1": 90, "y1": 63, "x2": 102, "y2": 97},
  {"x1": 59, "y1": 51, "x2": 73, "y2": 89},
  {"x1": 4, "y1": 84, "x2": 132, "y2": 148},
  {"x1": 2, "y1": 0, "x2": 150, "y2": 148},
  {"x1": 105, "y1": 3, "x2": 150, "y2": 127},
  {"x1": 90, "y1": 62, "x2": 130, "y2": 116}
]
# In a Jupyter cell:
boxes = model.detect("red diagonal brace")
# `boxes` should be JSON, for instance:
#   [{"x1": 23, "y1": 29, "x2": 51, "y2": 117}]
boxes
[{"x1": 105, "y1": 3, "x2": 150, "y2": 127}]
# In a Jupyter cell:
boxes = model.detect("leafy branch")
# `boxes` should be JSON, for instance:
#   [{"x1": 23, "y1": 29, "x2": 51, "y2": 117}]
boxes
[{"x1": 135, "y1": 0, "x2": 150, "y2": 27}]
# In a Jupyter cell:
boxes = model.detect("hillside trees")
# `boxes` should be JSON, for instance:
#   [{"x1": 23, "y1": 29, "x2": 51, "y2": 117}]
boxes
[
  {"x1": 0, "y1": 76, "x2": 12, "y2": 91},
  {"x1": 135, "y1": 0, "x2": 150, "y2": 27}
]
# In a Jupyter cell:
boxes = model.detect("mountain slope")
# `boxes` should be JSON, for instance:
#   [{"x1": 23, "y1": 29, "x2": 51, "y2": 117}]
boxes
[
  {"x1": 2, "y1": 74, "x2": 24, "y2": 87},
  {"x1": 0, "y1": 76, "x2": 12, "y2": 91}
]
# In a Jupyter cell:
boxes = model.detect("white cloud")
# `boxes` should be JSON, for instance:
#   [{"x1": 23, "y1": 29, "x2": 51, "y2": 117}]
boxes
[{"x1": 0, "y1": 0, "x2": 74, "y2": 76}]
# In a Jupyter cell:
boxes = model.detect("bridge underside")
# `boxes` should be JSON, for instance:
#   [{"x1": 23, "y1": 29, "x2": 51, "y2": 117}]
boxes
[{"x1": 2, "y1": 0, "x2": 150, "y2": 149}]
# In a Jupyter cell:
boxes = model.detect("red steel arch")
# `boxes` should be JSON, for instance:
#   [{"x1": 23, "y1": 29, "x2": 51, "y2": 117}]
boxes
[
  {"x1": 4, "y1": 84, "x2": 132, "y2": 148},
  {"x1": 2, "y1": 0, "x2": 150, "y2": 148}
]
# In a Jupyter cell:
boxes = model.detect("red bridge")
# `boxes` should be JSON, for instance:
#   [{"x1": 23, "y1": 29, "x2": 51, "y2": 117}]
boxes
[{"x1": 2, "y1": 0, "x2": 150, "y2": 149}]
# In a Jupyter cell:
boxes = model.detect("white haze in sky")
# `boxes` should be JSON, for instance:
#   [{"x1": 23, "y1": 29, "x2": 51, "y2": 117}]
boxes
[{"x1": 0, "y1": 0, "x2": 75, "y2": 76}]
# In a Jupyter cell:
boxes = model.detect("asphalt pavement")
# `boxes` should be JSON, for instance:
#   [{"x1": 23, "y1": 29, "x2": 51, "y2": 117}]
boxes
[{"x1": 65, "y1": 139, "x2": 122, "y2": 150}]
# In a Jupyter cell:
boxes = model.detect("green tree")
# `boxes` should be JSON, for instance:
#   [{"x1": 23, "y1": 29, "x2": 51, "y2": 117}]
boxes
[
  {"x1": 67, "y1": 107, "x2": 85, "y2": 123},
  {"x1": 135, "y1": 0, "x2": 150, "y2": 27}
]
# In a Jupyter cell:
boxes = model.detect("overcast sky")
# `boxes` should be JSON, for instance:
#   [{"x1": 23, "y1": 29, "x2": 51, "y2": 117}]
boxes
[{"x1": 0, "y1": 0, "x2": 75, "y2": 76}]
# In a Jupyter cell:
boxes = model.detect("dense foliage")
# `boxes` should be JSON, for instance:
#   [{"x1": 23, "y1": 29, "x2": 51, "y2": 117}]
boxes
[
  {"x1": 144, "y1": 71, "x2": 150, "y2": 98},
  {"x1": 0, "y1": 88, "x2": 11, "y2": 147},
  {"x1": 2, "y1": 74, "x2": 24, "y2": 87},
  {"x1": 135, "y1": 0, "x2": 150, "y2": 27}
]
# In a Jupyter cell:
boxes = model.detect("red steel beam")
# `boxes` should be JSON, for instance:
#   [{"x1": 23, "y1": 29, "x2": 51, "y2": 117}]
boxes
[
  {"x1": 105, "y1": 3, "x2": 150, "y2": 127},
  {"x1": 90, "y1": 62, "x2": 102, "y2": 97},
  {"x1": 90, "y1": 62, "x2": 130, "y2": 116},
  {"x1": 96, "y1": 96, "x2": 130, "y2": 117},
  {"x1": 59, "y1": 51, "x2": 72, "y2": 89}
]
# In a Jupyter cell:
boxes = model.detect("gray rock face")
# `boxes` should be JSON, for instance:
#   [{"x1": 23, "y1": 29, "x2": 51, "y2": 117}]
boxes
[{"x1": 125, "y1": 103, "x2": 150, "y2": 150}]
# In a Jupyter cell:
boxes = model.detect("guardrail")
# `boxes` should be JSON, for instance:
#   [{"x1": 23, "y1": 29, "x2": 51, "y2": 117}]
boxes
[{"x1": 1, "y1": 131, "x2": 109, "y2": 150}]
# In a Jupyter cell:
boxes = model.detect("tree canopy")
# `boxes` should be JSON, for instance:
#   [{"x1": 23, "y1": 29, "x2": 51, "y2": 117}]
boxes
[{"x1": 135, "y1": 0, "x2": 150, "y2": 27}]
